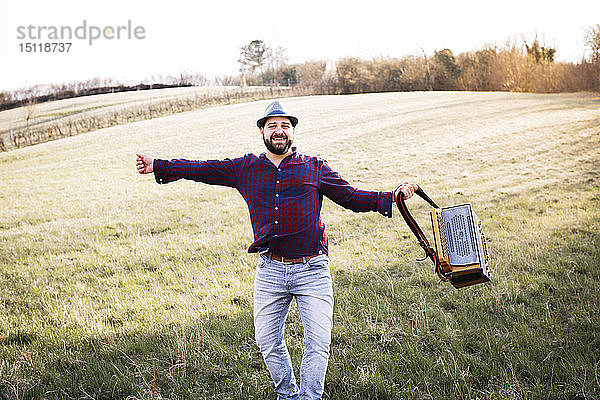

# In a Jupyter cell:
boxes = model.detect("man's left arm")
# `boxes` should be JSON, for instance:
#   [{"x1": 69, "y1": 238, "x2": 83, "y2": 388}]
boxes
[
  {"x1": 319, "y1": 161, "x2": 418, "y2": 218},
  {"x1": 319, "y1": 161, "x2": 394, "y2": 218}
]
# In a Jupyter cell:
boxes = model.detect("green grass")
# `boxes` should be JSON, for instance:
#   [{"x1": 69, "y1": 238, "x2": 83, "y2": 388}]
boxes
[{"x1": 0, "y1": 92, "x2": 599, "y2": 399}]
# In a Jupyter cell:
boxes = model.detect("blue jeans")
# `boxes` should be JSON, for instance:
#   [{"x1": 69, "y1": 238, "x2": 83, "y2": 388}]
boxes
[{"x1": 254, "y1": 254, "x2": 334, "y2": 400}]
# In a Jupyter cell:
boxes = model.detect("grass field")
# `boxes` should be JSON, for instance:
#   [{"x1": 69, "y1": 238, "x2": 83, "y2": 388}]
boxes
[
  {"x1": 0, "y1": 86, "x2": 272, "y2": 131},
  {"x1": 0, "y1": 86, "x2": 297, "y2": 151},
  {"x1": 0, "y1": 86, "x2": 229, "y2": 132},
  {"x1": 0, "y1": 91, "x2": 599, "y2": 399}
]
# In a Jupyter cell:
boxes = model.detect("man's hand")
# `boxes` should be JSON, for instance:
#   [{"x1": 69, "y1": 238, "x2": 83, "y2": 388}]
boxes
[
  {"x1": 394, "y1": 182, "x2": 419, "y2": 201},
  {"x1": 136, "y1": 154, "x2": 154, "y2": 174}
]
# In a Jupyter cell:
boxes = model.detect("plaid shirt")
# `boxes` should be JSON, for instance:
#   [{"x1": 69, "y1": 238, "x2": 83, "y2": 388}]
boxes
[{"x1": 153, "y1": 148, "x2": 393, "y2": 258}]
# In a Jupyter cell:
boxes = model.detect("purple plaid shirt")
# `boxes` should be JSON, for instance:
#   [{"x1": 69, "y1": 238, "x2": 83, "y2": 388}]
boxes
[{"x1": 153, "y1": 148, "x2": 393, "y2": 258}]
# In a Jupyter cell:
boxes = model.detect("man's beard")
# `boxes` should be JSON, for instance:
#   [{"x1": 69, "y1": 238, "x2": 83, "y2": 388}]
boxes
[{"x1": 263, "y1": 134, "x2": 293, "y2": 155}]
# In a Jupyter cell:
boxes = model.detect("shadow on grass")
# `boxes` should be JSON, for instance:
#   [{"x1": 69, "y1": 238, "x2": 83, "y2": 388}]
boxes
[{"x1": 0, "y1": 311, "x2": 276, "y2": 400}]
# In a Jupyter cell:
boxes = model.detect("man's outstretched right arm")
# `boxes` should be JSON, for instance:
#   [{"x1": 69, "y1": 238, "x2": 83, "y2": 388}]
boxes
[{"x1": 135, "y1": 153, "x2": 241, "y2": 188}]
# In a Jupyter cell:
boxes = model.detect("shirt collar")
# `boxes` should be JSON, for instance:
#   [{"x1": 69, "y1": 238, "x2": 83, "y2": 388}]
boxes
[{"x1": 260, "y1": 147, "x2": 299, "y2": 164}]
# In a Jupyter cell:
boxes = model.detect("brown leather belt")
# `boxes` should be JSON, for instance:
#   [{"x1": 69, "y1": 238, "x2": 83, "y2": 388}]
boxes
[{"x1": 264, "y1": 252, "x2": 318, "y2": 264}]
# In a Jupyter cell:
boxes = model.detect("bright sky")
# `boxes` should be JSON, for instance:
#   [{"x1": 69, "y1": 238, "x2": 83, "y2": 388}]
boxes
[{"x1": 2, "y1": 0, "x2": 599, "y2": 92}]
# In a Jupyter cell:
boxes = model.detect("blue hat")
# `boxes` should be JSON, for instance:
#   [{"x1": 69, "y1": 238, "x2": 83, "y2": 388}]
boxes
[{"x1": 257, "y1": 100, "x2": 298, "y2": 128}]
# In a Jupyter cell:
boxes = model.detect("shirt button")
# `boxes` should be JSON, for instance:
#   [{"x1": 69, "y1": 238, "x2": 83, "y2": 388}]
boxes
[
  {"x1": 278, "y1": 168, "x2": 281, "y2": 171},
  {"x1": 275, "y1": 221, "x2": 278, "y2": 224},
  {"x1": 276, "y1": 194, "x2": 279, "y2": 197},
  {"x1": 275, "y1": 207, "x2": 278, "y2": 210},
  {"x1": 277, "y1": 180, "x2": 280, "y2": 183}
]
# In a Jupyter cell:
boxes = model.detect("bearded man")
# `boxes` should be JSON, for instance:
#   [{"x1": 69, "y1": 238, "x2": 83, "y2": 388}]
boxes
[{"x1": 136, "y1": 100, "x2": 417, "y2": 400}]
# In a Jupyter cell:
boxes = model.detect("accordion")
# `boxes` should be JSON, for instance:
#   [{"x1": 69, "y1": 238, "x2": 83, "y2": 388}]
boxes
[{"x1": 395, "y1": 187, "x2": 491, "y2": 288}]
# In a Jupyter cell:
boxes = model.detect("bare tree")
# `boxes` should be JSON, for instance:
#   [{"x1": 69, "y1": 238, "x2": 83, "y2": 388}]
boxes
[
  {"x1": 238, "y1": 40, "x2": 270, "y2": 86},
  {"x1": 267, "y1": 46, "x2": 287, "y2": 70},
  {"x1": 586, "y1": 24, "x2": 600, "y2": 64},
  {"x1": 420, "y1": 47, "x2": 433, "y2": 91},
  {"x1": 216, "y1": 75, "x2": 240, "y2": 86},
  {"x1": 24, "y1": 86, "x2": 40, "y2": 145}
]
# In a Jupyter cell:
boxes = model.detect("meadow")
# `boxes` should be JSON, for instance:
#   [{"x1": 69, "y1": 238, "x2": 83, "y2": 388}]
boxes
[
  {"x1": 0, "y1": 85, "x2": 298, "y2": 151},
  {"x1": 0, "y1": 91, "x2": 598, "y2": 399}
]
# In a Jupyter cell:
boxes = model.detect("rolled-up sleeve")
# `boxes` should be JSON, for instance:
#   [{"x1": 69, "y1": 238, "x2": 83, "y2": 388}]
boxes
[
  {"x1": 153, "y1": 156, "x2": 243, "y2": 188},
  {"x1": 319, "y1": 161, "x2": 393, "y2": 218}
]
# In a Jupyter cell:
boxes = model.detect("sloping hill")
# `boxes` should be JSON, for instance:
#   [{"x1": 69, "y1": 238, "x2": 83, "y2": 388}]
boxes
[
  {"x1": 0, "y1": 92, "x2": 598, "y2": 399},
  {"x1": 0, "y1": 85, "x2": 296, "y2": 150}
]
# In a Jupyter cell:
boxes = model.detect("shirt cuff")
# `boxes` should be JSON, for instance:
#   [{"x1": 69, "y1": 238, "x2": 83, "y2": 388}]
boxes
[
  {"x1": 380, "y1": 191, "x2": 394, "y2": 218},
  {"x1": 153, "y1": 159, "x2": 174, "y2": 184}
]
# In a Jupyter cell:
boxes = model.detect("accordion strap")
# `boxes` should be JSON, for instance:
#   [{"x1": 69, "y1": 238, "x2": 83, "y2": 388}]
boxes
[{"x1": 395, "y1": 186, "x2": 450, "y2": 282}]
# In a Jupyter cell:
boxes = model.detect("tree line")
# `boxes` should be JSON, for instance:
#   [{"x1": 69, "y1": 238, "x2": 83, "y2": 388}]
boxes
[
  {"x1": 232, "y1": 28, "x2": 600, "y2": 94},
  {"x1": 0, "y1": 73, "x2": 208, "y2": 112},
  {"x1": 2, "y1": 26, "x2": 599, "y2": 112}
]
